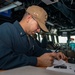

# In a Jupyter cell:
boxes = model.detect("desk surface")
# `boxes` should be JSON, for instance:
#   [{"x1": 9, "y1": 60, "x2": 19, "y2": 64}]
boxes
[{"x1": 0, "y1": 66, "x2": 74, "y2": 75}]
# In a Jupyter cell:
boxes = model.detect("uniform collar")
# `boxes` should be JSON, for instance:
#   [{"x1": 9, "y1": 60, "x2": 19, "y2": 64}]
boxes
[{"x1": 13, "y1": 21, "x2": 26, "y2": 36}]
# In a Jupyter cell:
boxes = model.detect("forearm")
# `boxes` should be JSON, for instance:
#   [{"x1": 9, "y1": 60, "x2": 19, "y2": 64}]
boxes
[
  {"x1": 0, "y1": 39, "x2": 37, "y2": 69},
  {"x1": 34, "y1": 41, "x2": 52, "y2": 56},
  {"x1": 0, "y1": 53, "x2": 37, "y2": 70}
]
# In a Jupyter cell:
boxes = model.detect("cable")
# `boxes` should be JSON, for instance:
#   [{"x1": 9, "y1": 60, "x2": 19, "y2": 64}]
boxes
[
  {"x1": 52, "y1": 4, "x2": 75, "y2": 26},
  {"x1": 60, "y1": 0, "x2": 75, "y2": 11},
  {"x1": 71, "y1": 0, "x2": 73, "y2": 5},
  {"x1": 37, "y1": 1, "x2": 42, "y2": 5}
]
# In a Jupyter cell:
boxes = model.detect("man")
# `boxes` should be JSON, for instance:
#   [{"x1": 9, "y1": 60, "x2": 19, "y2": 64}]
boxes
[{"x1": 0, "y1": 5, "x2": 67, "y2": 70}]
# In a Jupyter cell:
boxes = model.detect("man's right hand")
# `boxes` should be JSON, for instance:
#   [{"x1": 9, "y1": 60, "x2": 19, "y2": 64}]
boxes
[{"x1": 37, "y1": 53, "x2": 55, "y2": 67}]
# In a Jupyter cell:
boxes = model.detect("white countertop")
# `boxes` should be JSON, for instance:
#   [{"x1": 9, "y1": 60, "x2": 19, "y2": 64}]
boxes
[{"x1": 0, "y1": 66, "x2": 74, "y2": 75}]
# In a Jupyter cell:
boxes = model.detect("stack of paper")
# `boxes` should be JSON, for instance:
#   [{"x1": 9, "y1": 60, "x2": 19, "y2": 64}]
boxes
[{"x1": 46, "y1": 59, "x2": 75, "y2": 74}]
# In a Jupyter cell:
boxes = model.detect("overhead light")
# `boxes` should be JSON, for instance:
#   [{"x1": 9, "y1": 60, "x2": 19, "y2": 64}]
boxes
[
  {"x1": 41, "y1": 0, "x2": 59, "y2": 5},
  {"x1": 0, "y1": 1, "x2": 22, "y2": 12}
]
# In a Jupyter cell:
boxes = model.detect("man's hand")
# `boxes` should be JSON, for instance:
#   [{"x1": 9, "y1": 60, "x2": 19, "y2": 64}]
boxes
[
  {"x1": 37, "y1": 53, "x2": 54, "y2": 67},
  {"x1": 37, "y1": 52, "x2": 68, "y2": 67},
  {"x1": 56, "y1": 52, "x2": 68, "y2": 62}
]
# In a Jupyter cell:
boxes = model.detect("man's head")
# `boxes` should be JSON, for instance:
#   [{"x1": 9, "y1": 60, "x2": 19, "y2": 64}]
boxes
[
  {"x1": 26, "y1": 5, "x2": 49, "y2": 32},
  {"x1": 20, "y1": 5, "x2": 49, "y2": 35}
]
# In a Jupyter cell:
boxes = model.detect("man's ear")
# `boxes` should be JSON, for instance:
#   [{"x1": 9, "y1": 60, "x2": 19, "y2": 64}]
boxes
[{"x1": 26, "y1": 15, "x2": 32, "y2": 23}]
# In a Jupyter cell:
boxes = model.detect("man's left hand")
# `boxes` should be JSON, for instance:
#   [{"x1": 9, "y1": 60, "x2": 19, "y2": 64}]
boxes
[{"x1": 56, "y1": 52, "x2": 68, "y2": 62}]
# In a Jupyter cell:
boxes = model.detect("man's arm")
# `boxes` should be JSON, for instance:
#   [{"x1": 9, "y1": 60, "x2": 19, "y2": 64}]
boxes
[
  {"x1": 33, "y1": 40, "x2": 52, "y2": 56},
  {"x1": 0, "y1": 40, "x2": 37, "y2": 70}
]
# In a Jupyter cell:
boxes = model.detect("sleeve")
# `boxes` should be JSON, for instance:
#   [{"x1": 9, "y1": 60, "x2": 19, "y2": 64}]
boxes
[
  {"x1": 33, "y1": 40, "x2": 52, "y2": 57},
  {"x1": 0, "y1": 39, "x2": 37, "y2": 70}
]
